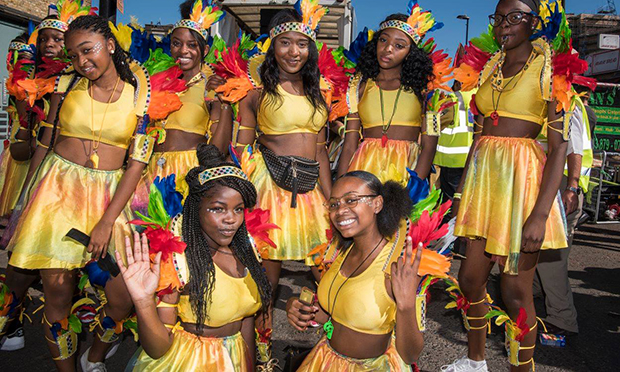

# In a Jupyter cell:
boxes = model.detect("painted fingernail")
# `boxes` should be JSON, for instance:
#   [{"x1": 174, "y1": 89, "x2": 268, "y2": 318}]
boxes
[{"x1": 309, "y1": 321, "x2": 319, "y2": 327}]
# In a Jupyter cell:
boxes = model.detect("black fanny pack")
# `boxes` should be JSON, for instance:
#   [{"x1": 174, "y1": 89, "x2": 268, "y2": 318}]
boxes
[{"x1": 259, "y1": 144, "x2": 319, "y2": 208}]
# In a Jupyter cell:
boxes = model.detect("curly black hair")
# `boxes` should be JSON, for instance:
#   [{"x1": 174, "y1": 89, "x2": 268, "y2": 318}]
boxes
[
  {"x1": 334, "y1": 171, "x2": 413, "y2": 248},
  {"x1": 356, "y1": 13, "x2": 434, "y2": 101},
  {"x1": 259, "y1": 9, "x2": 326, "y2": 113},
  {"x1": 182, "y1": 143, "x2": 272, "y2": 331},
  {"x1": 178, "y1": 0, "x2": 208, "y2": 59}
]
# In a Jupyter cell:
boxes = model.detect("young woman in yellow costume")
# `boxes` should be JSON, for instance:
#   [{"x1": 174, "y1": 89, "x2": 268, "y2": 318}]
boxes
[
  {"x1": 337, "y1": 0, "x2": 451, "y2": 185},
  {"x1": 442, "y1": 0, "x2": 587, "y2": 370},
  {"x1": 287, "y1": 171, "x2": 423, "y2": 371},
  {"x1": 1, "y1": 13, "x2": 69, "y2": 220},
  {"x1": 131, "y1": 0, "x2": 233, "y2": 217},
  {"x1": 223, "y1": 2, "x2": 332, "y2": 362},
  {"x1": 1, "y1": 12, "x2": 154, "y2": 371},
  {"x1": 120, "y1": 144, "x2": 272, "y2": 372}
]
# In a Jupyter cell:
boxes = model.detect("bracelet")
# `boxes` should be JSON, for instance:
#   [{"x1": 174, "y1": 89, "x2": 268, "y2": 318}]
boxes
[
  {"x1": 453, "y1": 192, "x2": 462, "y2": 200},
  {"x1": 221, "y1": 104, "x2": 231, "y2": 110}
]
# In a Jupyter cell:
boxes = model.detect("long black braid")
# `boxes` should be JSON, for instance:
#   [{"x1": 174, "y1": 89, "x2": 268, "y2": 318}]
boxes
[
  {"x1": 182, "y1": 143, "x2": 272, "y2": 331},
  {"x1": 46, "y1": 15, "x2": 137, "y2": 153}
]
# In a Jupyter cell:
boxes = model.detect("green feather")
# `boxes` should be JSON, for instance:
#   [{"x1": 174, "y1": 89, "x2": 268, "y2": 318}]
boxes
[
  {"x1": 409, "y1": 187, "x2": 442, "y2": 222},
  {"x1": 78, "y1": 275, "x2": 89, "y2": 291},
  {"x1": 471, "y1": 25, "x2": 500, "y2": 54},
  {"x1": 68, "y1": 314, "x2": 82, "y2": 333},
  {"x1": 204, "y1": 35, "x2": 227, "y2": 64},
  {"x1": 485, "y1": 309, "x2": 506, "y2": 320},
  {"x1": 143, "y1": 48, "x2": 177, "y2": 75},
  {"x1": 0, "y1": 284, "x2": 7, "y2": 305},
  {"x1": 142, "y1": 183, "x2": 170, "y2": 228}
]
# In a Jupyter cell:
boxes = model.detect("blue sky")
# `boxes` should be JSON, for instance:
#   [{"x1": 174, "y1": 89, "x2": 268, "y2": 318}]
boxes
[{"x1": 100, "y1": 0, "x2": 609, "y2": 56}]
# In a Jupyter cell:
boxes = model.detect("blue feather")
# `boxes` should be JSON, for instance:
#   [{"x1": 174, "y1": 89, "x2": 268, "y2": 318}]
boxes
[
  {"x1": 406, "y1": 168, "x2": 430, "y2": 204},
  {"x1": 153, "y1": 175, "x2": 183, "y2": 218},
  {"x1": 28, "y1": 21, "x2": 35, "y2": 36},
  {"x1": 343, "y1": 27, "x2": 369, "y2": 65},
  {"x1": 101, "y1": 316, "x2": 117, "y2": 330},
  {"x1": 294, "y1": 0, "x2": 302, "y2": 16},
  {"x1": 407, "y1": 0, "x2": 418, "y2": 15},
  {"x1": 429, "y1": 21, "x2": 444, "y2": 32},
  {"x1": 229, "y1": 144, "x2": 241, "y2": 167},
  {"x1": 84, "y1": 261, "x2": 111, "y2": 287}
]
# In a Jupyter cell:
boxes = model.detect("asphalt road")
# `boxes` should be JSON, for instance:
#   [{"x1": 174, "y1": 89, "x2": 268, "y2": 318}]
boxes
[{"x1": 1, "y1": 221, "x2": 619, "y2": 371}]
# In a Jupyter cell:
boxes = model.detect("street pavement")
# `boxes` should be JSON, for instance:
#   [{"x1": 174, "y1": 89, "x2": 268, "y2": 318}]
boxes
[{"x1": 0, "y1": 221, "x2": 619, "y2": 371}]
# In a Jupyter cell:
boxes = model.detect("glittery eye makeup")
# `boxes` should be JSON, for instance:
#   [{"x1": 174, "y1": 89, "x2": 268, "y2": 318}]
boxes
[{"x1": 91, "y1": 41, "x2": 103, "y2": 55}]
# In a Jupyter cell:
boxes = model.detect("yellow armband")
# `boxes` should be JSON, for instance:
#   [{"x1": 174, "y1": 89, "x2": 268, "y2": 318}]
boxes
[
  {"x1": 36, "y1": 139, "x2": 49, "y2": 149},
  {"x1": 131, "y1": 133, "x2": 155, "y2": 164},
  {"x1": 425, "y1": 112, "x2": 441, "y2": 137}
]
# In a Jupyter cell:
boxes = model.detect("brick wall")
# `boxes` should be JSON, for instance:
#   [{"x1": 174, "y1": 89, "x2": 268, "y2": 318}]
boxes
[{"x1": 0, "y1": 0, "x2": 93, "y2": 21}]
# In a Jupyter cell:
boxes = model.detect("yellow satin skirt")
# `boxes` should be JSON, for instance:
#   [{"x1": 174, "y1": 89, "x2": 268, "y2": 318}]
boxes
[
  {"x1": 0, "y1": 148, "x2": 29, "y2": 217},
  {"x1": 7, "y1": 153, "x2": 133, "y2": 270},
  {"x1": 131, "y1": 150, "x2": 198, "y2": 215},
  {"x1": 131, "y1": 329, "x2": 251, "y2": 372},
  {"x1": 298, "y1": 336, "x2": 412, "y2": 371},
  {"x1": 347, "y1": 138, "x2": 419, "y2": 185},
  {"x1": 455, "y1": 136, "x2": 567, "y2": 274},
  {"x1": 250, "y1": 150, "x2": 330, "y2": 265}
]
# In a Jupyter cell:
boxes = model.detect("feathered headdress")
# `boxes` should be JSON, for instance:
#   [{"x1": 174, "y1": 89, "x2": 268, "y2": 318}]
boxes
[
  {"x1": 28, "y1": 0, "x2": 97, "y2": 45},
  {"x1": 173, "y1": 0, "x2": 225, "y2": 40},
  {"x1": 379, "y1": 0, "x2": 443, "y2": 45},
  {"x1": 269, "y1": 0, "x2": 329, "y2": 41}
]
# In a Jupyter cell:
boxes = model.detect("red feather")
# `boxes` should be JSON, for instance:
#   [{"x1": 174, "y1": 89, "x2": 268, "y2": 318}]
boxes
[
  {"x1": 151, "y1": 66, "x2": 186, "y2": 93},
  {"x1": 461, "y1": 44, "x2": 492, "y2": 73},
  {"x1": 36, "y1": 57, "x2": 69, "y2": 79},
  {"x1": 140, "y1": 226, "x2": 186, "y2": 261},
  {"x1": 213, "y1": 40, "x2": 248, "y2": 80},
  {"x1": 318, "y1": 44, "x2": 349, "y2": 97},
  {"x1": 245, "y1": 208, "x2": 280, "y2": 249}
]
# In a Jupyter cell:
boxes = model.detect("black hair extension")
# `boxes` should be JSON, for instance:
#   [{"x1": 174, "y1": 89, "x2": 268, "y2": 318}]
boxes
[
  {"x1": 182, "y1": 143, "x2": 272, "y2": 332},
  {"x1": 356, "y1": 13, "x2": 434, "y2": 102}
]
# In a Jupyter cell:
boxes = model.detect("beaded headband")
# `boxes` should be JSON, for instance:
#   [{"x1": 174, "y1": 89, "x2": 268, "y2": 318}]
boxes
[
  {"x1": 173, "y1": 19, "x2": 209, "y2": 40},
  {"x1": 38, "y1": 19, "x2": 69, "y2": 32},
  {"x1": 198, "y1": 166, "x2": 250, "y2": 185},
  {"x1": 172, "y1": 0, "x2": 225, "y2": 41},
  {"x1": 269, "y1": 22, "x2": 316, "y2": 40},
  {"x1": 379, "y1": 20, "x2": 420, "y2": 44},
  {"x1": 8, "y1": 41, "x2": 31, "y2": 53}
]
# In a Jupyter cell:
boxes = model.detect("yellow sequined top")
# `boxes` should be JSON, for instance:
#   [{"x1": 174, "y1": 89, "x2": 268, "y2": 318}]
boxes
[
  {"x1": 317, "y1": 224, "x2": 406, "y2": 335},
  {"x1": 176, "y1": 262, "x2": 261, "y2": 327},
  {"x1": 348, "y1": 76, "x2": 422, "y2": 128},
  {"x1": 164, "y1": 73, "x2": 210, "y2": 136},
  {"x1": 49, "y1": 63, "x2": 150, "y2": 149},
  {"x1": 257, "y1": 85, "x2": 328, "y2": 135},
  {"x1": 475, "y1": 40, "x2": 553, "y2": 126}
]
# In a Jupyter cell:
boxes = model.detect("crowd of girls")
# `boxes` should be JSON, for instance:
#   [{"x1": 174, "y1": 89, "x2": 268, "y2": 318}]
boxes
[{"x1": 0, "y1": 0, "x2": 591, "y2": 371}]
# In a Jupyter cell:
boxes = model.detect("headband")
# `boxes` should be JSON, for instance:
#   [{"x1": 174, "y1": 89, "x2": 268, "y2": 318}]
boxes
[
  {"x1": 269, "y1": 0, "x2": 328, "y2": 41},
  {"x1": 172, "y1": 0, "x2": 225, "y2": 41},
  {"x1": 198, "y1": 166, "x2": 250, "y2": 185}
]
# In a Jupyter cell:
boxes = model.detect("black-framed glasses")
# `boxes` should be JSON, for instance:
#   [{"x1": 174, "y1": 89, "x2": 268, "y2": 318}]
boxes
[
  {"x1": 488, "y1": 11, "x2": 534, "y2": 27},
  {"x1": 324, "y1": 194, "x2": 378, "y2": 212}
]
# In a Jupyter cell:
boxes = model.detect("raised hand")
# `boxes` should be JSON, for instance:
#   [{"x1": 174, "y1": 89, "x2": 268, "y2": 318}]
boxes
[
  {"x1": 115, "y1": 232, "x2": 162, "y2": 304},
  {"x1": 390, "y1": 237, "x2": 423, "y2": 311}
]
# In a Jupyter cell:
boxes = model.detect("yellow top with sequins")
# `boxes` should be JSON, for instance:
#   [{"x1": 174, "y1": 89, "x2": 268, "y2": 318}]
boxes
[
  {"x1": 355, "y1": 79, "x2": 422, "y2": 128},
  {"x1": 257, "y1": 85, "x2": 327, "y2": 135}
]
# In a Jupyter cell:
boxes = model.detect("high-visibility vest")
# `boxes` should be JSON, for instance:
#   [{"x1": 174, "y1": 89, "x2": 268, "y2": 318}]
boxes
[
  {"x1": 433, "y1": 90, "x2": 475, "y2": 169},
  {"x1": 537, "y1": 98, "x2": 593, "y2": 192},
  {"x1": 570, "y1": 98, "x2": 593, "y2": 192}
]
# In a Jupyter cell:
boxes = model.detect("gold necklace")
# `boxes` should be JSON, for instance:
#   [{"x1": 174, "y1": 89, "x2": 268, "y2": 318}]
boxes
[{"x1": 89, "y1": 76, "x2": 121, "y2": 169}]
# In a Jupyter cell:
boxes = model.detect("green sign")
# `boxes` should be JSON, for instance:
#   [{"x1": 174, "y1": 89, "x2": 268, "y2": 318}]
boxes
[{"x1": 591, "y1": 86, "x2": 620, "y2": 152}]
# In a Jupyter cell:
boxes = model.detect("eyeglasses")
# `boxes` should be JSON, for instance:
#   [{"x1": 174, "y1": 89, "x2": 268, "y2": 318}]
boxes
[
  {"x1": 324, "y1": 194, "x2": 378, "y2": 212},
  {"x1": 488, "y1": 11, "x2": 533, "y2": 27}
]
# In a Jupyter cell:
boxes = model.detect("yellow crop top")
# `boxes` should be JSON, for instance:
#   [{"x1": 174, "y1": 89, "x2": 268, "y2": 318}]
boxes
[
  {"x1": 163, "y1": 73, "x2": 210, "y2": 135},
  {"x1": 317, "y1": 224, "x2": 407, "y2": 335},
  {"x1": 51, "y1": 62, "x2": 150, "y2": 149},
  {"x1": 176, "y1": 263, "x2": 261, "y2": 327},
  {"x1": 348, "y1": 76, "x2": 422, "y2": 128},
  {"x1": 475, "y1": 42, "x2": 552, "y2": 126},
  {"x1": 257, "y1": 85, "x2": 327, "y2": 135}
]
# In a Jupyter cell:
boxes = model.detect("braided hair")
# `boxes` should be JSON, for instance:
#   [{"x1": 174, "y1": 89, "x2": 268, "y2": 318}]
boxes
[
  {"x1": 182, "y1": 143, "x2": 272, "y2": 331},
  {"x1": 46, "y1": 15, "x2": 136, "y2": 154},
  {"x1": 356, "y1": 13, "x2": 434, "y2": 102}
]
